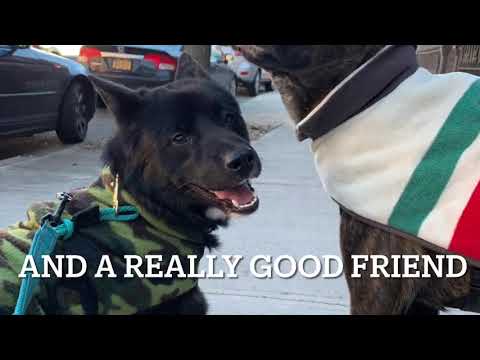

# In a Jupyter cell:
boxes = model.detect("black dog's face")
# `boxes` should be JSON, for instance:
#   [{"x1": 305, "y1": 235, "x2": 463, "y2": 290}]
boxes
[
  {"x1": 90, "y1": 54, "x2": 261, "y2": 223},
  {"x1": 236, "y1": 45, "x2": 384, "y2": 123},
  {"x1": 142, "y1": 80, "x2": 261, "y2": 215}
]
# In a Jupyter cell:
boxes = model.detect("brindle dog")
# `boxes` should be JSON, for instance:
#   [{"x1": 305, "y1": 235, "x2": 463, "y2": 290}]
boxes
[{"x1": 236, "y1": 45, "x2": 471, "y2": 315}]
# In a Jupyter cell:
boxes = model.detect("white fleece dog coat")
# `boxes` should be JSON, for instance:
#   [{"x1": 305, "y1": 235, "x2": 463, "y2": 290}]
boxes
[
  {"x1": 306, "y1": 66, "x2": 480, "y2": 264},
  {"x1": 297, "y1": 46, "x2": 480, "y2": 264}
]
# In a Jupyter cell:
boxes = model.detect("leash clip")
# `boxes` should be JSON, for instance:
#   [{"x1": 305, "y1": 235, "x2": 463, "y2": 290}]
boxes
[{"x1": 41, "y1": 192, "x2": 73, "y2": 227}]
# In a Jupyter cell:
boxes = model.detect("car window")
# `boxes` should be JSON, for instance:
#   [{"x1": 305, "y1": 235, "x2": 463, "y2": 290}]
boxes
[
  {"x1": 0, "y1": 45, "x2": 13, "y2": 57},
  {"x1": 220, "y1": 46, "x2": 234, "y2": 55}
]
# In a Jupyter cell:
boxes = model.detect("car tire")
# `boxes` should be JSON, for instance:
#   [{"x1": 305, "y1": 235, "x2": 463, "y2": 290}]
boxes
[
  {"x1": 56, "y1": 81, "x2": 90, "y2": 144},
  {"x1": 247, "y1": 70, "x2": 260, "y2": 97},
  {"x1": 264, "y1": 81, "x2": 274, "y2": 92}
]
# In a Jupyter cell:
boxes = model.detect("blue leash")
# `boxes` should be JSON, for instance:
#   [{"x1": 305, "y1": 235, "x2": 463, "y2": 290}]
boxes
[{"x1": 13, "y1": 193, "x2": 138, "y2": 315}]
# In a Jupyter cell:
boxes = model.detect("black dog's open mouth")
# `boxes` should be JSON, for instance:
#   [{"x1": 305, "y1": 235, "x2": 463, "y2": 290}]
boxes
[{"x1": 188, "y1": 181, "x2": 259, "y2": 214}]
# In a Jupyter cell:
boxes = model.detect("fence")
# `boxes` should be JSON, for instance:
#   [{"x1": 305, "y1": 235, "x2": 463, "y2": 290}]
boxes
[{"x1": 417, "y1": 45, "x2": 480, "y2": 75}]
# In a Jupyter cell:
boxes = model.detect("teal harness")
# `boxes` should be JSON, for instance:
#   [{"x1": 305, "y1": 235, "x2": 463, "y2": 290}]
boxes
[{"x1": 13, "y1": 192, "x2": 139, "y2": 315}]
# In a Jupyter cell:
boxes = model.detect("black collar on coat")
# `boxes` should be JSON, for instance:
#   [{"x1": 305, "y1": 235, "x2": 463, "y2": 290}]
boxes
[{"x1": 296, "y1": 45, "x2": 419, "y2": 141}]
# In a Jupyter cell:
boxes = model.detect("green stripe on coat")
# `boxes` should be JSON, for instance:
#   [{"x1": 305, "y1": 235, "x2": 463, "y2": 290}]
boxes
[{"x1": 388, "y1": 79, "x2": 480, "y2": 234}]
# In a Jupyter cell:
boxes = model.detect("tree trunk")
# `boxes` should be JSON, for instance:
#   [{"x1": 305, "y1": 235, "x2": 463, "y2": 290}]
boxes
[{"x1": 183, "y1": 45, "x2": 211, "y2": 69}]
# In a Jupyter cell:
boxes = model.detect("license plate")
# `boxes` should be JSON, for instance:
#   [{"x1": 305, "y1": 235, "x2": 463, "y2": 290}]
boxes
[{"x1": 112, "y1": 58, "x2": 132, "y2": 71}]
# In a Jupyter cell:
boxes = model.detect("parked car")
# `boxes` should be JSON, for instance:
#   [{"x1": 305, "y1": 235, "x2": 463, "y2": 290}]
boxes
[
  {"x1": 0, "y1": 45, "x2": 96, "y2": 143},
  {"x1": 417, "y1": 45, "x2": 480, "y2": 75},
  {"x1": 209, "y1": 45, "x2": 237, "y2": 96},
  {"x1": 215, "y1": 45, "x2": 273, "y2": 97},
  {"x1": 79, "y1": 45, "x2": 237, "y2": 106}
]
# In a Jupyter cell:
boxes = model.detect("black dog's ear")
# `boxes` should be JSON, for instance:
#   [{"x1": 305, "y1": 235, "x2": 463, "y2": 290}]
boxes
[
  {"x1": 89, "y1": 75, "x2": 145, "y2": 124},
  {"x1": 174, "y1": 52, "x2": 210, "y2": 81}
]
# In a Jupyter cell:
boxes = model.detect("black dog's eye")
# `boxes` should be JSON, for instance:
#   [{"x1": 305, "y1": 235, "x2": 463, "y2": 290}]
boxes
[{"x1": 172, "y1": 133, "x2": 190, "y2": 145}]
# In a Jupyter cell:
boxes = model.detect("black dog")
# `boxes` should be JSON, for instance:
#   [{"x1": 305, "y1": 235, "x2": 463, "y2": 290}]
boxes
[
  {"x1": 237, "y1": 45, "x2": 474, "y2": 315},
  {"x1": 92, "y1": 53, "x2": 262, "y2": 314},
  {"x1": 0, "y1": 53, "x2": 261, "y2": 315}
]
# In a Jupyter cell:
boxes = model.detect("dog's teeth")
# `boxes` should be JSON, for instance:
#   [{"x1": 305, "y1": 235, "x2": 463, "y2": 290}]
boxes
[{"x1": 232, "y1": 196, "x2": 258, "y2": 209}]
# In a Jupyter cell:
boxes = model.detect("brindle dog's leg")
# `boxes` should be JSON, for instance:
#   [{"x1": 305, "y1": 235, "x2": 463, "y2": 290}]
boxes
[
  {"x1": 405, "y1": 299, "x2": 440, "y2": 315},
  {"x1": 340, "y1": 210, "x2": 471, "y2": 315}
]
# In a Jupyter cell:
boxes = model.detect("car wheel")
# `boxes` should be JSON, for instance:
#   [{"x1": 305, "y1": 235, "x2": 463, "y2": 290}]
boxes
[
  {"x1": 229, "y1": 77, "x2": 237, "y2": 97},
  {"x1": 264, "y1": 81, "x2": 274, "y2": 92},
  {"x1": 247, "y1": 70, "x2": 260, "y2": 97},
  {"x1": 56, "y1": 82, "x2": 90, "y2": 144}
]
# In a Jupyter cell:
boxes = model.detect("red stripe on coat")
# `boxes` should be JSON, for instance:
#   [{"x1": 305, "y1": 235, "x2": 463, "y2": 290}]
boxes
[{"x1": 449, "y1": 180, "x2": 480, "y2": 261}]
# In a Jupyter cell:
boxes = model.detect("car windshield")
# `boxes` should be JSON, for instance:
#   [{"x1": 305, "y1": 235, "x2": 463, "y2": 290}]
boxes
[{"x1": 118, "y1": 45, "x2": 183, "y2": 57}]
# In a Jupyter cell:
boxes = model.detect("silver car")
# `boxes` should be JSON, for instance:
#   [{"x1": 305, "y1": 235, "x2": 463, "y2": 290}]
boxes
[{"x1": 213, "y1": 45, "x2": 273, "y2": 97}]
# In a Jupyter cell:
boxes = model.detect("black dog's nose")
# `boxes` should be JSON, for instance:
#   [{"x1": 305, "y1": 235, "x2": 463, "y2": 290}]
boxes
[{"x1": 225, "y1": 149, "x2": 256, "y2": 174}]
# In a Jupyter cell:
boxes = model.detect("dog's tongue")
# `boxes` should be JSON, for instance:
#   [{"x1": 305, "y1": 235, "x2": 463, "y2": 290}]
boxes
[{"x1": 213, "y1": 184, "x2": 255, "y2": 206}]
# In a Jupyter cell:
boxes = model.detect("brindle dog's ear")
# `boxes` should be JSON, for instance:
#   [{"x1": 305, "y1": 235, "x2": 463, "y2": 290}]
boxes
[
  {"x1": 174, "y1": 52, "x2": 210, "y2": 81},
  {"x1": 89, "y1": 75, "x2": 145, "y2": 125},
  {"x1": 235, "y1": 45, "x2": 279, "y2": 71}
]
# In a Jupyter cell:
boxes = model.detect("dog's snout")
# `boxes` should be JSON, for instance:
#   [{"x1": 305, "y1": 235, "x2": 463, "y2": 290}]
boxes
[{"x1": 225, "y1": 148, "x2": 257, "y2": 175}]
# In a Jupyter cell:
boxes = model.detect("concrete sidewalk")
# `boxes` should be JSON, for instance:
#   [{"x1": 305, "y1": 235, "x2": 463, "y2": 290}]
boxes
[{"x1": 0, "y1": 146, "x2": 101, "y2": 228}]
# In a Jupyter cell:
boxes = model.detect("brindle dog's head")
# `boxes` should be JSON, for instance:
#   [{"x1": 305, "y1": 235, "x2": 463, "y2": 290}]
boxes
[
  {"x1": 236, "y1": 45, "x2": 384, "y2": 124},
  {"x1": 89, "y1": 54, "x2": 261, "y2": 234}
]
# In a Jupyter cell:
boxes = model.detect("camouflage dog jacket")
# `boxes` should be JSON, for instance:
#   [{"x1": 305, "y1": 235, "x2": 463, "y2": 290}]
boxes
[{"x1": 0, "y1": 168, "x2": 204, "y2": 315}]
